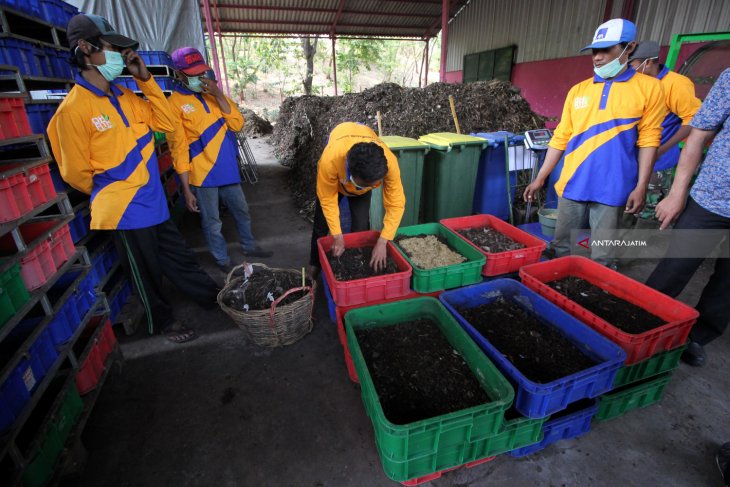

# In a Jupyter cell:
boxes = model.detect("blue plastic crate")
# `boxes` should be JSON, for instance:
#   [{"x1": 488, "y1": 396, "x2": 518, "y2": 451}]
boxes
[
  {"x1": 321, "y1": 275, "x2": 336, "y2": 323},
  {"x1": 0, "y1": 38, "x2": 36, "y2": 75},
  {"x1": 0, "y1": 0, "x2": 43, "y2": 17},
  {"x1": 39, "y1": 0, "x2": 74, "y2": 26},
  {"x1": 0, "y1": 364, "x2": 30, "y2": 432},
  {"x1": 109, "y1": 278, "x2": 131, "y2": 322},
  {"x1": 31, "y1": 45, "x2": 54, "y2": 77},
  {"x1": 45, "y1": 47, "x2": 72, "y2": 79},
  {"x1": 510, "y1": 398, "x2": 599, "y2": 457},
  {"x1": 138, "y1": 51, "x2": 173, "y2": 67},
  {"x1": 68, "y1": 210, "x2": 90, "y2": 243},
  {"x1": 47, "y1": 298, "x2": 78, "y2": 348},
  {"x1": 440, "y1": 279, "x2": 626, "y2": 419},
  {"x1": 59, "y1": 1, "x2": 78, "y2": 25},
  {"x1": 25, "y1": 103, "x2": 58, "y2": 134}
]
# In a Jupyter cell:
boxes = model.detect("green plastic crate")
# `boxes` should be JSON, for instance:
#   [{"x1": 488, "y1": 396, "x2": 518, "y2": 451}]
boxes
[
  {"x1": 153, "y1": 131, "x2": 166, "y2": 145},
  {"x1": 345, "y1": 297, "x2": 514, "y2": 481},
  {"x1": 394, "y1": 223, "x2": 486, "y2": 293},
  {"x1": 22, "y1": 426, "x2": 63, "y2": 487},
  {"x1": 1, "y1": 262, "x2": 31, "y2": 329},
  {"x1": 53, "y1": 382, "x2": 83, "y2": 444},
  {"x1": 418, "y1": 133, "x2": 487, "y2": 222},
  {"x1": 595, "y1": 372, "x2": 673, "y2": 422},
  {"x1": 379, "y1": 412, "x2": 545, "y2": 481},
  {"x1": 370, "y1": 136, "x2": 429, "y2": 230},
  {"x1": 613, "y1": 344, "x2": 687, "y2": 388}
]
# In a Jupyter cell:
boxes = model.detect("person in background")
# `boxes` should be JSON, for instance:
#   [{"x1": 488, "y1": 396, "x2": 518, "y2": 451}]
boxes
[
  {"x1": 167, "y1": 47, "x2": 272, "y2": 274},
  {"x1": 645, "y1": 68, "x2": 730, "y2": 367},
  {"x1": 718, "y1": 442, "x2": 730, "y2": 487},
  {"x1": 309, "y1": 122, "x2": 405, "y2": 277},
  {"x1": 627, "y1": 40, "x2": 702, "y2": 221},
  {"x1": 523, "y1": 19, "x2": 666, "y2": 267},
  {"x1": 48, "y1": 14, "x2": 218, "y2": 343}
]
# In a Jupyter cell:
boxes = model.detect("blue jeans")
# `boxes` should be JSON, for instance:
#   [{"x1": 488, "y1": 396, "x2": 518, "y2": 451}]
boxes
[{"x1": 194, "y1": 184, "x2": 256, "y2": 265}]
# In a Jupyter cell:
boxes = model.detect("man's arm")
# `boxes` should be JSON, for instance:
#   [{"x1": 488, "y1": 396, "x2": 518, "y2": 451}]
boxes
[
  {"x1": 523, "y1": 146, "x2": 564, "y2": 201},
  {"x1": 625, "y1": 146, "x2": 657, "y2": 213},
  {"x1": 658, "y1": 125, "x2": 691, "y2": 157}
]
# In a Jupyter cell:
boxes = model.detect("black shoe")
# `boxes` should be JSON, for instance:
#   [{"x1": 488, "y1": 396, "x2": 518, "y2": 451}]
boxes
[
  {"x1": 681, "y1": 341, "x2": 706, "y2": 367},
  {"x1": 244, "y1": 246, "x2": 273, "y2": 258},
  {"x1": 717, "y1": 442, "x2": 730, "y2": 487},
  {"x1": 217, "y1": 262, "x2": 234, "y2": 274}
]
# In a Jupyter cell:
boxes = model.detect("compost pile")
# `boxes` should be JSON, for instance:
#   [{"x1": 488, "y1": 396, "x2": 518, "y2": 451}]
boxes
[
  {"x1": 547, "y1": 277, "x2": 665, "y2": 334},
  {"x1": 241, "y1": 108, "x2": 273, "y2": 138},
  {"x1": 327, "y1": 247, "x2": 399, "y2": 281},
  {"x1": 222, "y1": 267, "x2": 310, "y2": 311},
  {"x1": 457, "y1": 298, "x2": 597, "y2": 383},
  {"x1": 396, "y1": 235, "x2": 466, "y2": 269},
  {"x1": 272, "y1": 81, "x2": 545, "y2": 219},
  {"x1": 355, "y1": 319, "x2": 490, "y2": 424},
  {"x1": 459, "y1": 226, "x2": 525, "y2": 253}
]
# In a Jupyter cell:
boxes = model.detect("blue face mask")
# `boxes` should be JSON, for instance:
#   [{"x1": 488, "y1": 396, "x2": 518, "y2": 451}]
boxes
[
  {"x1": 88, "y1": 48, "x2": 125, "y2": 82},
  {"x1": 185, "y1": 75, "x2": 203, "y2": 92},
  {"x1": 594, "y1": 44, "x2": 630, "y2": 79}
]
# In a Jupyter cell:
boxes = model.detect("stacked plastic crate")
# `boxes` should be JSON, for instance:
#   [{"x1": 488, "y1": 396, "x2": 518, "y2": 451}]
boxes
[
  {"x1": 519, "y1": 256, "x2": 699, "y2": 422},
  {"x1": 0, "y1": 1, "x2": 123, "y2": 485}
]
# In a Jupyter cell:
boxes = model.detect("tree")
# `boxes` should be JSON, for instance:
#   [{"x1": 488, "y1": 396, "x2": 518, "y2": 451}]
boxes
[
  {"x1": 301, "y1": 36, "x2": 318, "y2": 95},
  {"x1": 336, "y1": 38, "x2": 384, "y2": 93}
]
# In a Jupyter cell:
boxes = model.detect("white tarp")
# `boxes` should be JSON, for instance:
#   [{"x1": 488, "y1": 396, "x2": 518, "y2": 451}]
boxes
[{"x1": 66, "y1": 0, "x2": 206, "y2": 56}]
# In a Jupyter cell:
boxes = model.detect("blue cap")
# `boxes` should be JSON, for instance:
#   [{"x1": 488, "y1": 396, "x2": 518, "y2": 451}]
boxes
[{"x1": 581, "y1": 18, "x2": 636, "y2": 52}]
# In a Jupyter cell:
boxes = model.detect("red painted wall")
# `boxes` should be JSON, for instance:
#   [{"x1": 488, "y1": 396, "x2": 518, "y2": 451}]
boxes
[{"x1": 445, "y1": 44, "x2": 705, "y2": 129}]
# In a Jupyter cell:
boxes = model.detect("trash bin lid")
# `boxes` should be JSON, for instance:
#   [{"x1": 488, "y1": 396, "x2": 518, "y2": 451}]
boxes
[
  {"x1": 418, "y1": 133, "x2": 488, "y2": 151},
  {"x1": 471, "y1": 131, "x2": 515, "y2": 147},
  {"x1": 380, "y1": 135, "x2": 430, "y2": 152}
]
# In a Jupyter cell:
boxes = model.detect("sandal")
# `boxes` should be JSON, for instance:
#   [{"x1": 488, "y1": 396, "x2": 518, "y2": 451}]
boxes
[{"x1": 163, "y1": 322, "x2": 198, "y2": 344}]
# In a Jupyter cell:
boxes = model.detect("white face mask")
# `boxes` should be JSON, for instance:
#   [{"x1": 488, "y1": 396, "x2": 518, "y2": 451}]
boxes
[{"x1": 594, "y1": 44, "x2": 630, "y2": 79}]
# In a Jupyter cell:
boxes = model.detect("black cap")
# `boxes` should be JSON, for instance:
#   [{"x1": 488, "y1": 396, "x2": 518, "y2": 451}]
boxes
[
  {"x1": 628, "y1": 41, "x2": 660, "y2": 61},
  {"x1": 67, "y1": 14, "x2": 139, "y2": 51}
]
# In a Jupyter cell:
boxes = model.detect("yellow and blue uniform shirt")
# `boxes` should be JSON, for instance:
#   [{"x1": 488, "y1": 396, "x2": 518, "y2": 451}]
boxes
[
  {"x1": 167, "y1": 85, "x2": 244, "y2": 187},
  {"x1": 654, "y1": 65, "x2": 701, "y2": 171},
  {"x1": 47, "y1": 74, "x2": 176, "y2": 230},
  {"x1": 549, "y1": 67, "x2": 667, "y2": 206},
  {"x1": 317, "y1": 122, "x2": 405, "y2": 241}
]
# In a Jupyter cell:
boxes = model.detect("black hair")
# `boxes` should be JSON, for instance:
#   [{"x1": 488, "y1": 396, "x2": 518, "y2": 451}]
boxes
[
  {"x1": 618, "y1": 41, "x2": 636, "y2": 57},
  {"x1": 347, "y1": 142, "x2": 388, "y2": 183},
  {"x1": 69, "y1": 36, "x2": 102, "y2": 70}
]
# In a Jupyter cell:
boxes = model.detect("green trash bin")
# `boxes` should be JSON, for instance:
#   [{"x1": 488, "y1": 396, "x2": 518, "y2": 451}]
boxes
[
  {"x1": 369, "y1": 136, "x2": 429, "y2": 231},
  {"x1": 418, "y1": 133, "x2": 487, "y2": 223}
]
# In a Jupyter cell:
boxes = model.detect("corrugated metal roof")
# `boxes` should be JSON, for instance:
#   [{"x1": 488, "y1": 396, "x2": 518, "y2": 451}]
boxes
[
  {"x1": 446, "y1": 0, "x2": 730, "y2": 71},
  {"x1": 209, "y1": 0, "x2": 470, "y2": 38}
]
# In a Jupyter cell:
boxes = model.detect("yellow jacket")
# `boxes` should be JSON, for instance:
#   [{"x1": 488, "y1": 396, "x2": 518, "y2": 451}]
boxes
[{"x1": 317, "y1": 122, "x2": 405, "y2": 240}]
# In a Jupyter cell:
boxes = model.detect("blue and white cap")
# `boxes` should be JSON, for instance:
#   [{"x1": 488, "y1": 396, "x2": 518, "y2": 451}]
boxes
[{"x1": 581, "y1": 18, "x2": 636, "y2": 52}]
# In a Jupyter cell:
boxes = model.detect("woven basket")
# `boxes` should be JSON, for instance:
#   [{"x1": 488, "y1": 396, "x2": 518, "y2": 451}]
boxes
[{"x1": 217, "y1": 263, "x2": 315, "y2": 347}]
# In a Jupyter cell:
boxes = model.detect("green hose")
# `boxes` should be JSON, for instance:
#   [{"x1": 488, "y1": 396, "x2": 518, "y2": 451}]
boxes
[{"x1": 120, "y1": 232, "x2": 155, "y2": 334}]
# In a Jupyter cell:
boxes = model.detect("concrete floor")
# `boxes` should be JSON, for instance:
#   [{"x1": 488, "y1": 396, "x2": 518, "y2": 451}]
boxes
[{"x1": 73, "y1": 137, "x2": 730, "y2": 487}]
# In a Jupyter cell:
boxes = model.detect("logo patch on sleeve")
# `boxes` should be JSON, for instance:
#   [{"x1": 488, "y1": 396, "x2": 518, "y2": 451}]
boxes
[
  {"x1": 91, "y1": 114, "x2": 114, "y2": 131},
  {"x1": 182, "y1": 103, "x2": 196, "y2": 114},
  {"x1": 574, "y1": 96, "x2": 589, "y2": 109}
]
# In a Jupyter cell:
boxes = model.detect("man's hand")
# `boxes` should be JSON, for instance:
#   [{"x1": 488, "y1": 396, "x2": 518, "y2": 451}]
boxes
[
  {"x1": 332, "y1": 234, "x2": 345, "y2": 257},
  {"x1": 523, "y1": 178, "x2": 545, "y2": 202},
  {"x1": 200, "y1": 77, "x2": 223, "y2": 97},
  {"x1": 624, "y1": 187, "x2": 647, "y2": 214},
  {"x1": 370, "y1": 238, "x2": 388, "y2": 272},
  {"x1": 122, "y1": 49, "x2": 150, "y2": 81},
  {"x1": 183, "y1": 190, "x2": 199, "y2": 213},
  {"x1": 655, "y1": 192, "x2": 687, "y2": 230}
]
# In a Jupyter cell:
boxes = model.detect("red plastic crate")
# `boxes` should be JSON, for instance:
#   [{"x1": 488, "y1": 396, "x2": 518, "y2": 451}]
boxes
[
  {"x1": 318, "y1": 230, "x2": 413, "y2": 307},
  {"x1": 334, "y1": 290, "x2": 443, "y2": 384},
  {"x1": 19, "y1": 241, "x2": 56, "y2": 290},
  {"x1": 0, "y1": 173, "x2": 33, "y2": 223},
  {"x1": 25, "y1": 163, "x2": 56, "y2": 207},
  {"x1": 75, "y1": 345, "x2": 104, "y2": 395},
  {"x1": 157, "y1": 153, "x2": 173, "y2": 174},
  {"x1": 48, "y1": 224, "x2": 74, "y2": 268},
  {"x1": 0, "y1": 97, "x2": 32, "y2": 140},
  {"x1": 440, "y1": 214, "x2": 546, "y2": 276},
  {"x1": 519, "y1": 256, "x2": 699, "y2": 365},
  {"x1": 400, "y1": 455, "x2": 495, "y2": 486},
  {"x1": 97, "y1": 319, "x2": 117, "y2": 360}
]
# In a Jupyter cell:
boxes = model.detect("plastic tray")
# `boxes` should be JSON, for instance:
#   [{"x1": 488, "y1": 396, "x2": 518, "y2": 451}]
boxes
[
  {"x1": 0, "y1": 171, "x2": 33, "y2": 222},
  {"x1": 440, "y1": 279, "x2": 626, "y2": 418},
  {"x1": 394, "y1": 223, "x2": 486, "y2": 293},
  {"x1": 440, "y1": 214, "x2": 546, "y2": 276},
  {"x1": 595, "y1": 372, "x2": 673, "y2": 422},
  {"x1": 399, "y1": 455, "x2": 494, "y2": 486},
  {"x1": 318, "y1": 230, "x2": 413, "y2": 307},
  {"x1": 25, "y1": 163, "x2": 57, "y2": 207},
  {"x1": 0, "y1": 96, "x2": 32, "y2": 140},
  {"x1": 346, "y1": 297, "x2": 514, "y2": 471},
  {"x1": 510, "y1": 398, "x2": 599, "y2": 457},
  {"x1": 1, "y1": 262, "x2": 31, "y2": 328},
  {"x1": 613, "y1": 344, "x2": 686, "y2": 388},
  {"x1": 25, "y1": 103, "x2": 59, "y2": 135},
  {"x1": 519, "y1": 256, "x2": 700, "y2": 364}
]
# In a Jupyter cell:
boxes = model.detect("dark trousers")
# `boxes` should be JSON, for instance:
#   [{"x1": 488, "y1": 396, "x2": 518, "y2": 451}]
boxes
[
  {"x1": 310, "y1": 192, "x2": 372, "y2": 266},
  {"x1": 645, "y1": 197, "x2": 730, "y2": 345},
  {"x1": 117, "y1": 218, "x2": 219, "y2": 332}
]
